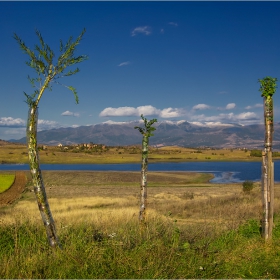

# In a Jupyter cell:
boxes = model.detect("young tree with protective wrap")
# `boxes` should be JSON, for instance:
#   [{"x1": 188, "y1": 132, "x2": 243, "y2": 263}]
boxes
[
  {"x1": 134, "y1": 114, "x2": 157, "y2": 222},
  {"x1": 259, "y1": 76, "x2": 277, "y2": 241},
  {"x1": 14, "y1": 29, "x2": 88, "y2": 248}
]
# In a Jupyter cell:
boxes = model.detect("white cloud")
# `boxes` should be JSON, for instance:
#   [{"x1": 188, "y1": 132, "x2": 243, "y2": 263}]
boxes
[
  {"x1": 192, "y1": 111, "x2": 259, "y2": 125},
  {"x1": 0, "y1": 116, "x2": 88, "y2": 139},
  {"x1": 192, "y1": 104, "x2": 210, "y2": 110},
  {"x1": 37, "y1": 119, "x2": 61, "y2": 131},
  {"x1": 118, "y1": 61, "x2": 130, "y2": 67},
  {"x1": 61, "y1": 111, "x2": 80, "y2": 117},
  {"x1": 169, "y1": 22, "x2": 178, "y2": 27},
  {"x1": 102, "y1": 120, "x2": 128, "y2": 125},
  {"x1": 160, "y1": 29, "x2": 164, "y2": 34},
  {"x1": 0, "y1": 127, "x2": 26, "y2": 140},
  {"x1": 131, "y1": 26, "x2": 151, "y2": 37},
  {"x1": 138, "y1": 105, "x2": 161, "y2": 116},
  {"x1": 225, "y1": 103, "x2": 236, "y2": 110},
  {"x1": 217, "y1": 103, "x2": 236, "y2": 110},
  {"x1": 61, "y1": 111, "x2": 72, "y2": 116},
  {"x1": 3, "y1": 127, "x2": 26, "y2": 135},
  {"x1": 100, "y1": 106, "x2": 138, "y2": 117},
  {"x1": 245, "y1": 103, "x2": 263, "y2": 110},
  {"x1": 99, "y1": 105, "x2": 185, "y2": 118},
  {"x1": 100, "y1": 103, "x2": 263, "y2": 125},
  {"x1": 0, "y1": 117, "x2": 25, "y2": 127},
  {"x1": 190, "y1": 121, "x2": 235, "y2": 128},
  {"x1": 160, "y1": 108, "x2": 184, "y2": 118},
  {"x1": 235, "y1": 112, "x2": 258, "y2": 120},
  {"x1": 100, "y1": 105, "x2": 158, "y2": 117}
]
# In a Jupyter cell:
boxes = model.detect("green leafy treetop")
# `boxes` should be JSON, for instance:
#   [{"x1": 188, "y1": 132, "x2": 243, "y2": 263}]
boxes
[
  {"x1": 134, "y1": 114, "x2": 157, "y2": 137},
  {"x1": 14, "y1": 29, "x2": 88, "y2": 107},
  {"x1": 259, "y1": 77, "x2": 278, "y2": 100}
]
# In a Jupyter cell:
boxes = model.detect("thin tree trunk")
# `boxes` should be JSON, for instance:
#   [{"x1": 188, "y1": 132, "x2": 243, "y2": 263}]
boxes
[
  {"x1": 261, "y1": 150, "x2": 269, "y2": 239},
  {"x1": 27, "y1": 106, "x2": 60, "y2": 248},
  {"x1": 268, "y1": 161, "x2": 274, "y2": 237},
  {"x1": 139, "y1": 135, "x2": 149, "y2": 222},
  {"x1": 262, "y1": 97, "x2": 274, "y2": 240}
]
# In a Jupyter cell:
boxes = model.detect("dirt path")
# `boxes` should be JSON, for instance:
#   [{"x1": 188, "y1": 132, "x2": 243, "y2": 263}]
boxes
[{"x1": 0, "y1": 171, "x2": 27, "y2": 206}]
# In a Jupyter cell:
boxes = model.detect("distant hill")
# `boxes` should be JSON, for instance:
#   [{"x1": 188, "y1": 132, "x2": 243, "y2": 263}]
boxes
[
  {"x1": 0, "y1": 139, "x2": 18, "y2": 146},
  {"x1": 0, "y1": 139, "x2": 11, "y2": 146},
  {"x1": 12, "y1": 120, "x2": 280, "y2": 150}
]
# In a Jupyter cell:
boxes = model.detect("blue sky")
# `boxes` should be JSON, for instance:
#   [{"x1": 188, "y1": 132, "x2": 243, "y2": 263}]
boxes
[{"x1": 1, "y1": 1, "x2": 280, "y2": 140}]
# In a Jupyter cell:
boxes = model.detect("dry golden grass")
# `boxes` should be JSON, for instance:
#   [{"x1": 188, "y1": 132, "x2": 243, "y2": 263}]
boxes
[
  {"x1": 0, "y1": 144, "x2": 28, "y2": 163},
  {"x1": 40, "y1": 171, "x2": 213, "y2": 189},
  {"x1": 0, "y1": 143, "x2": 270, "y2": 164},
  {"x1": 2, "y1": 197, "x2": 138, "y2": 225},
  {"x1": 1, "y1": 167, "x2": 280, "y2": 279},
  {"x1": 2, "y1": 171, "x2": 279, "y2": 235}
]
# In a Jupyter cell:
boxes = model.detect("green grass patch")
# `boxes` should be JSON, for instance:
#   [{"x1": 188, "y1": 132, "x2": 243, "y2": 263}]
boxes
[
  {"x1": 0, "y1": 174, "x2": 15, "y2": 193},
  {"x1": 1, "y1": 218, "x2": 280, "y2": 278}
]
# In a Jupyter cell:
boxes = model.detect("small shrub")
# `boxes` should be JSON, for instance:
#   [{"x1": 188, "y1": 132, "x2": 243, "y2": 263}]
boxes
[
  {"x1": 238, "y1": 219, "x2": 260, "y2": 238},
  {"x1": 273, "y1": 151, "x2": 280, "y2": 157},
  {"x1": 181, "y1": 191, "x2": 194, "y2": 200},
  {"x1": 250, "y1": 150, "x2": 262, "y2": 157},
  {"x1": 242, "y1": 181, "x2": 254, "y2": 193}
]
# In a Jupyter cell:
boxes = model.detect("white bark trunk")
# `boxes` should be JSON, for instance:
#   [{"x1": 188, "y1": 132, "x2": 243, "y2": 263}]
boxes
[{"x1": 27, "y1": 106, "x2": 60, "y2": 248}]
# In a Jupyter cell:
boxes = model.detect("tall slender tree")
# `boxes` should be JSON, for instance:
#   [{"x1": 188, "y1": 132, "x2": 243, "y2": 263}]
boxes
[
  {"x1": 134, "y1": 114, "x2": 157, "y2": 222},
  {"x1": 259, "y1": 76, "x2": 277, "y2": 240},
  {"x1": 14, "y1": 29, "x2": 88, "y2": 248}
]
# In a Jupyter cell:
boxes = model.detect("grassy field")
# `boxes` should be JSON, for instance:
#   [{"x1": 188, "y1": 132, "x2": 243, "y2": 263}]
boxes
[
  {"x1": 0, "y1": 173, "x2": 15, "y2": 193},
  {"x1": 0, "y1": 143, "x2": 275, "y2": 164},
  {"x1": 1, "y1": 171, "x2": 280, "y2": 278}
]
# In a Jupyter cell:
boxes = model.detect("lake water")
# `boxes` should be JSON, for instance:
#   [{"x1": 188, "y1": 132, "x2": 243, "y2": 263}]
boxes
[{"x1": 1, "y1": 161, "x2": 279, "y2": 183}]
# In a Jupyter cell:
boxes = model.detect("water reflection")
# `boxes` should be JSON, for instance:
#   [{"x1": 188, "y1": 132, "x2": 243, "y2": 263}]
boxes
[
  {"x1": 0, "y1": 161, "x2": 279, "y2": 184},
  {"x1": 210, "y1": 171, "x2": 241, "y2": 183}
]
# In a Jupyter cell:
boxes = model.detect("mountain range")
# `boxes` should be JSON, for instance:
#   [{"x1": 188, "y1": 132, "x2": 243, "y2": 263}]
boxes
[{"x1": 12, "y1": 120, "x2": 280, "y2": 150}]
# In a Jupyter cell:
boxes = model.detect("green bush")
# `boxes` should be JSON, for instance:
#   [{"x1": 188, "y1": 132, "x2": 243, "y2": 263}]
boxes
[
  {"x1": 238, "y1": 219, "x2": 260, "y2": 238},
  {"x1": 273, "y1": 151, "x2": 280, "y2": 157},
  {"x1": 242, "y1": 181, "x2": 254, "y2": 193},
  {"x1": 250, "y1": 150, "x2": 262, "y2": 157}
]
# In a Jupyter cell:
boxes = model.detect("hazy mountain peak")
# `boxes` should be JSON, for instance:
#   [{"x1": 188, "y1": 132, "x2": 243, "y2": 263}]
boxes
[{"x1": 12, "y1": 120, "x2": 280, "y2": 150}]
